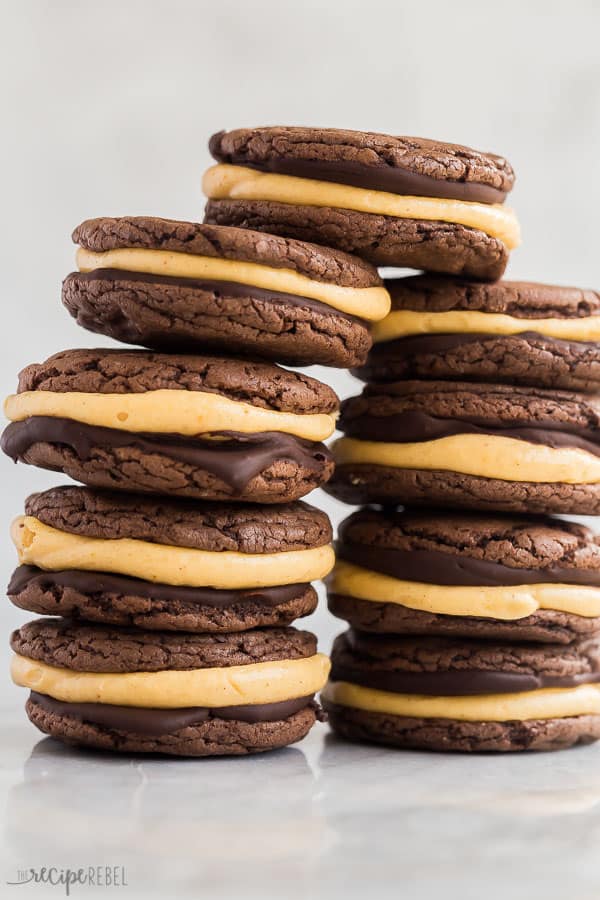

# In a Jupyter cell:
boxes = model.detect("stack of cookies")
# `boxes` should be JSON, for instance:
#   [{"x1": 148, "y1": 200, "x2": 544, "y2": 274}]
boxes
[
  {"x1": 7, "y1": 124, "x2": 600, "y2": 756},
  {"x1": 3, "y1": 211, "x2": 391, "y2": 756},
  {"x1": 201, "y1": 125, "x2": 600, "y2": 753},
  {"x1": 322, "y1": 279, "x2": 600, "y2": 751}
]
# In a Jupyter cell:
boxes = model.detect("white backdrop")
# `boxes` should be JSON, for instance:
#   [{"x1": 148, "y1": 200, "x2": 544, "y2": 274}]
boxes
[{"x1": 1, "y1": 0, "x2": 600, "y2": 692}]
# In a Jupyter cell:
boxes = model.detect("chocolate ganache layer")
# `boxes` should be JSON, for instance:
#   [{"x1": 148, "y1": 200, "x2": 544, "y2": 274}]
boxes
[
  {"x1": 329, "y1": 665, "x2": 600, "y2": 697},
  {"x1": 338, "y1": 409, "x2": 600, "y2": 456},
  {"x1": 209, "y1": 132, "x2": 507, "y2": 205},
  {"x1": 8, "y1": 566, "x2": 310, "y2": 608},
  {"x1": 335, "y1": 542, "x2": 600, "y2": 588},
  {"x1": 29, "y1": 691, "x2": 315, "y2": 735},
  {"x1": 2, "y1": 418, "x2": 333, "y2": 493}
]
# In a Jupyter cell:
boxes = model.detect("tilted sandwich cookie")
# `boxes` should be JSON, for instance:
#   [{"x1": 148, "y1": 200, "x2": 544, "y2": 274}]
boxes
[
  {"x1": 2, "y1": 349, "x2": 338, "y2": 503},
  {"x1": 204, "y1": 127, "x2": 519, "y2": 280},
  {"x1": 11, "y1": 619, "x2": 330, "y2": 756},
  {"x1": 62, "y1": 216, "x2": 390, "y2": 368},
  {"x1": 8, "y1": 486, "x2": 334, "y2": 632},
  {"x1": 360, "y1": 276, "x2": 600, "y2": 392},
  {"x1": 329, "y1": 508, "x2": 600, "y2": 643}
]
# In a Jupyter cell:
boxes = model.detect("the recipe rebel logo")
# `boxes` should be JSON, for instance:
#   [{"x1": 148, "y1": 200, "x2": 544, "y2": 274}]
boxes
[{"x1": 6, "y1": 866, "x2": 128, "y2": 895}]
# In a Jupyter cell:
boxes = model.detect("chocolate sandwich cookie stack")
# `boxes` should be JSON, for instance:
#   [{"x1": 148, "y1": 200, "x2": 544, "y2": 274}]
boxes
[
  {"x1": 324, "y1": 509, "x2": 600, "y2": 751},
  {"x1": 203, "y1": 125, "x2": 600, "y2": 752},
  {"x1": 323, "y1": 280, "x2": 600, "y2": 751},
  {"x1": 3, "y1": 212, "x2": 392, "y2": 756}
]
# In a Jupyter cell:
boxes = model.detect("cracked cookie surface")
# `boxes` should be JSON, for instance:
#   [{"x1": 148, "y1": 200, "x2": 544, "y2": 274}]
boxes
[
  {"x1": 11, "y1": 618, "x2": 317, "y2": 672},
  {"x1": 15, "y1": 348, "x2": 339, "y2": 413},
  {"x1": 24, "y1": 485, "x2": 332, "y2": 552},
  {"x1": 209, "y1": 127, "x2": 515, "y2": 195},
  {"x1": 204, "y1": 200, "x2": 509, "y2": 280}
]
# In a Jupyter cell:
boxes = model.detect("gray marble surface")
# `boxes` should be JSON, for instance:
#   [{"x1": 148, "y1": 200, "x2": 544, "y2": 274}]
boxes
[{"x1": 2, "y1": 695, "x2": 600, "y2": 900}]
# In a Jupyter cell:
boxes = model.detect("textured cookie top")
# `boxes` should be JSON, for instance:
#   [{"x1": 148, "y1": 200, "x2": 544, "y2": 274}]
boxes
[
  {"x1": 385, "y1": 275, "x2": 600, "y2": 319},
  {"x1": 16, "y1": 348, "x2": 339, "y2": 415},
  {"x1": 340, "y1": 380, "x2": 600, "y2": 433},
  {"x1": 11, "y1": 618, "x2": 317, "y2": 672},
  {"x1": 25, "y1": 486, "x2": 333, "y2": 552},
  {"x1": 210, "y1": 127, "x2": 515, "y2": 199},
  {"x1": 332, "y1": 630, "x2": 600, "y2": 679},
  {"x1": 338, "y1": 508, "x2": 600, "y2": 574},
  {"x1": 73, "y1": 216, "x2": 381, "y2": 289}
]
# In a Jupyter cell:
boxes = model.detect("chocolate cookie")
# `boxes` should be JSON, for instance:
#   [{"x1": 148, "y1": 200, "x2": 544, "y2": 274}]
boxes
[
  {"x1": 329, "y1": 508, "x2": 600, "y2": 642},
  {"x1": 204, "y1": 127, "x2": 519, "y2": 279},
  {"x1": 2, "y1": 348, "x2": 339, "y2": 503},
  {"x1": 63, "y1": 216, "x2": 389, "y2": 367},
  {"x1": 323, "y1": 630, "x2": 600, "y2": 752},
  {"x1": 11, "y1": 619, "x2": 330, "y2": 756},
  {"x1": 358, "y1": 275, "x2": 600, "y2": 392},
  {"x1": 326, "y1": 380, "x2": 600, "y2": 515},
  {"x1": 9, "y1": 485, "x2": 334, "y2": 632}
]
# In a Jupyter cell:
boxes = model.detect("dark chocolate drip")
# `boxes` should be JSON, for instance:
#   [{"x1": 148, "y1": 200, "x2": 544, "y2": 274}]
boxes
[
  {"x1": 1, "y1": 418, "x2": 332, "y2": 493},
  {"x1": 8, "y1": 565, "x2": 309, "y2": 608},
  {"x1": 75, "y1": 269, "x2": 364, "y2": 325},
  {"x1": 29, "y1": 691, "x2": 313, "y2": 735},
  {"x1": 209, "y1": 133, "x2": 507, "y2": 205},
  {"x1": 336, "y1": 542, "x2": 600, "y2": 588},
  {"x1": 330, "y1": 664, "x2": 600, "y2": 697},
  {"x1": 339, "y1": 409, "x2": 600, "y2": 457}
]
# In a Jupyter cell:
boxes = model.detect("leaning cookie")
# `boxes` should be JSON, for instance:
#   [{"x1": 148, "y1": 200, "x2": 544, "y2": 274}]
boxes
[
  {"x1": 62, "y1": 216, "x2": 389, "y2": 368},
  {"x1": 2, "y1": 348, "x2": 338, "y2": 503},
  {"x1": 328, "y1": 508, "x2": 600, "y2": 643},
  {"x1": 8, "y1": 486, "x2": 334, "y2": 632},
  {"x1": 326, "y1": 380, "x2": 600, "y2": 515},
  {"x1": 11, "y1": 619, "x2": 330, "y2": 756},
  {"x1": 204, "y1": 127, "x2": 519, "y2": 280},
  {"x1": 358, "y1": 276, "x2": 600, "y2": 392},
  {"x1": 322, "y1": 630, "x2": 600, "y2": 752}
]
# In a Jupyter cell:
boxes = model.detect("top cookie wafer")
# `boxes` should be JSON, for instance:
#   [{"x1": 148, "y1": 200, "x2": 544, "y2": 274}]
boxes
[
  {"x1": 62, "y1": 216, "x2": 389, "y2": 368},
  {"x1": 204, "y1": 127, "x2": 519, "y2": 279}
]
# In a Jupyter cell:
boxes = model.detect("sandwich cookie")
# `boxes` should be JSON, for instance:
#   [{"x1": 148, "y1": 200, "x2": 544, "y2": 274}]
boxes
[
  {"x1": 63, "y1": 216, "x2": 389, "y2": 368},
  {"x1": 2, "y1": 348, "x2": 338, "y2": 503},
  {"x1": 204, "y1": 127, "x2": 519, "y2": 280},
  {"x1": 329, "y1": 508, "x2": 600, "y2": 643},
  {"x1": 8, "y1": 486, "x2": 334, "y2": 632},
  {"x1": 11, "y1": 619, "x2": 330, "y2": 756},
  {"x1": 323, "y1": 630, "x2": 600, "y2": 752},
  {"x1": 327, "y1": 380, "x2": 600, "y2": 515},
  {"x1": 360, "y1": 276, "x2": 600, "y2": 392}
]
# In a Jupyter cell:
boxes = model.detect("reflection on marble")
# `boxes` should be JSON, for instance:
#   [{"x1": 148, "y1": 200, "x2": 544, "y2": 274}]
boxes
[
  {"x1": 318, "y1": 733, "x2": 600, "y2": 817},
  {"x1": 3, "y1": 727, "x2": 334, "y2": 898},
  {"x1": 2, "y1": 708, "x2": 600, "y2": 900}
]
